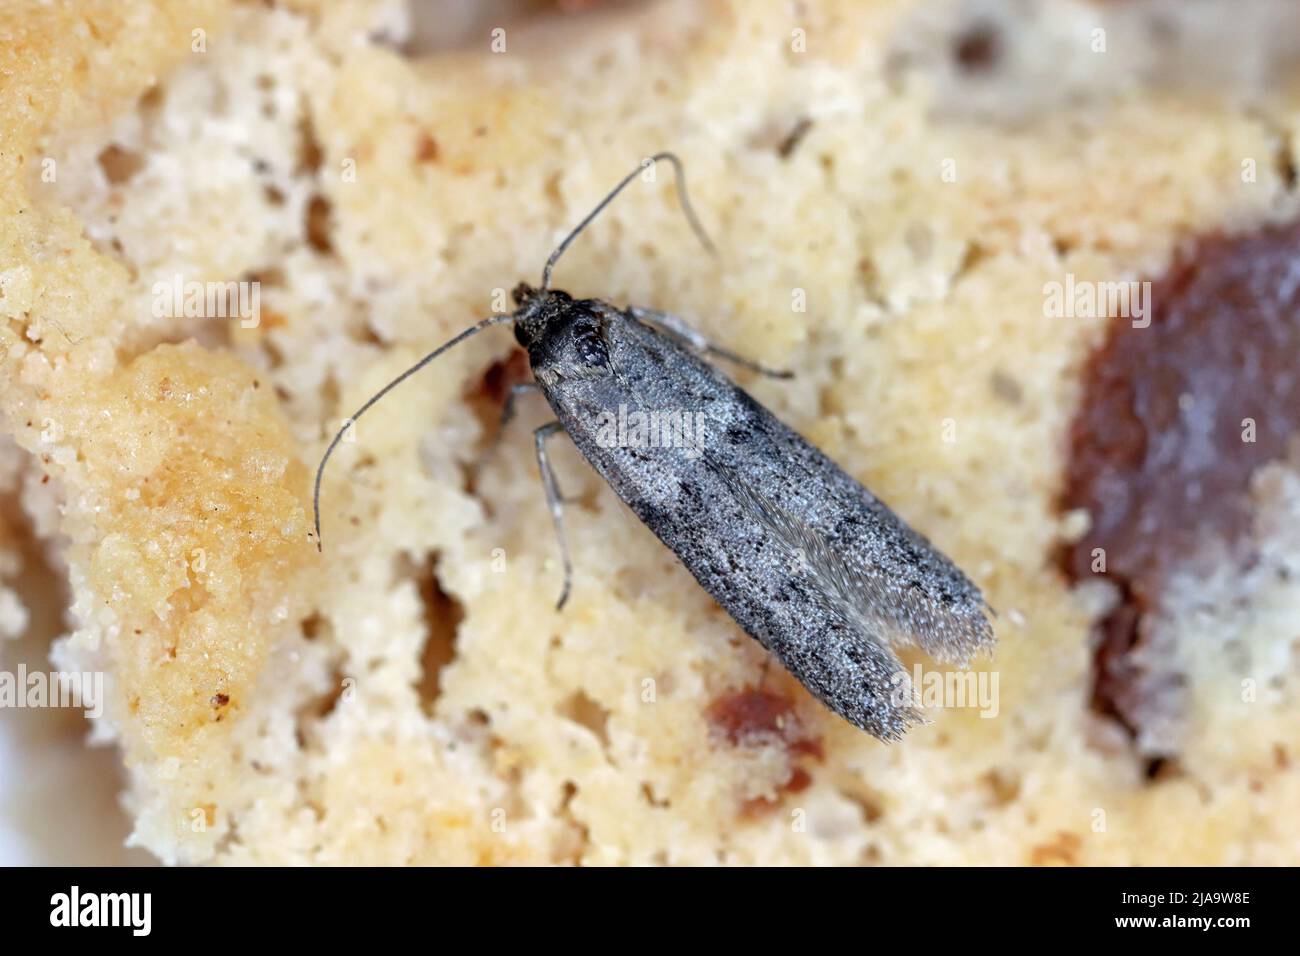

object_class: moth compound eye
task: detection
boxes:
[573,321,610,368]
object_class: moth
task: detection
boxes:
[315,153,994,740]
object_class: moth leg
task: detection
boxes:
[479,382,542,474]
[495,386,578,502]
[628,306,793,379]
[534,421,574,611]
[500,381,543,432]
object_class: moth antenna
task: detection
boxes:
[540,151,715,291]
[313,314,512,551]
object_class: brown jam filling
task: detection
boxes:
[1062,221,1300,753]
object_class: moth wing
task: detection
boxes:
[715,469,928,738]
[720,462,990,661]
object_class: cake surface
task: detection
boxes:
[1,0,1298,865]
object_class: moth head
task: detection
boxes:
[515,293,612,377]
[511,283,569,349]
[511,281,540,310]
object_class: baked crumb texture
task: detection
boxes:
[1,0,1297,864]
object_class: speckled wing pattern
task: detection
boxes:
[536,304,995,740]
